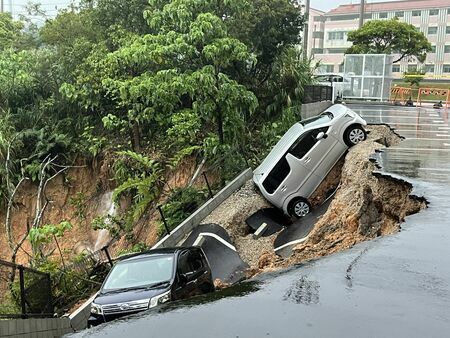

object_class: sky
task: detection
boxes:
[4,0,402,18]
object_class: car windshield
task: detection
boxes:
[102,254,174,291]
[300,113,333,128]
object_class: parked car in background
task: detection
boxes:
[88,247,214,327]
[314,73,352,102]
[253,104,367,218]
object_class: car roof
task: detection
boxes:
[116,247,194,263]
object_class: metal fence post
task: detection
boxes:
[18,265,27,319]
[158,206,171,235]
[102,246,114,267]
[202,172,214,199]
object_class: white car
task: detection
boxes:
[253,104,367,218]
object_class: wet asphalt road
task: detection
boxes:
[69,105,450,338]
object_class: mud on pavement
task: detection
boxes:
[203,125,427,278]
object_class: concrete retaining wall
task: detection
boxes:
[68,292,98,332]
[153,168,253,248]
[301,101,333,119]
[0,317,73,337]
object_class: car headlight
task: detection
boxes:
[149,291,171,308]
[91,302,103,315]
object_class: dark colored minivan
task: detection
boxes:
[88,247,214,327]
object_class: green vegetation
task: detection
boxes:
[346,18,432,63]
[0,0,316,315]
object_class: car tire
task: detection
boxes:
[344,125,367,147]
[288,198,311,218]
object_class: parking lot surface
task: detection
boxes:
[70,105,450,338]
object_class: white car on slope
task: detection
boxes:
[253,104,367,218]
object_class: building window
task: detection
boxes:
[412,10,421,17]
[431,46,437,53]
[392,65,400,73]
[424,65,435,73]
[329,14,359,21]
[408,65,417,72]
[443,65,450,73]
[446,26,450,34]
[379,12,388,19]
[429,9,439,16]
[327,48,347,54]
[428,27,438,35]
[325,65,334,73]
[312,48,324,54]
[328,31,345,40]
[339,64,344,73]
[395,11,404,17]
[445,45,450,53]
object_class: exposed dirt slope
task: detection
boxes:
[204,125,426,276]
[257,125,426,272]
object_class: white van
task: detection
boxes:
[253,104,367,218]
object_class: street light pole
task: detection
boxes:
[359,0,365,28]
[303,0,311,59]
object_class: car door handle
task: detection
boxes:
[280,186,287,192]
[304,157,311,164]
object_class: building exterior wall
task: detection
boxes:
[309,1,450,79]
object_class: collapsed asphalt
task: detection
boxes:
[68,105,450,337]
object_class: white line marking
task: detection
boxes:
[274,236,309,252]
[418,168,450,172]
[195,232,237,251]
[369,123,447,127]
[396,129,448,133]
[437,134,450,137]
[438,127,450,130]
[444,143,450,147]
[433,120,444,123]
[391,147,450,152]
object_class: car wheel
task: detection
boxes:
[344,125,367,147]
[200,283,215,294]
[289,198,311,218]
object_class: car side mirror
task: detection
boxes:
[316,132,328,140]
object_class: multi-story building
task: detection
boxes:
[308,0,450,78]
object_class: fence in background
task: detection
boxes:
[0,259,52,319]
[303,85,333,104]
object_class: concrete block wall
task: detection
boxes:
[301,101,333,119]
[152,168,254,249]
[0,317,73,337]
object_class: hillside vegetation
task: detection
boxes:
[0,0,314,311]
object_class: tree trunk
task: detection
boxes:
[131,121,142,152]
[216,107,226,186]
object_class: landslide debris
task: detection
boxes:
[204,125,427,276]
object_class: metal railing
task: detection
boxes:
[0,259,53,319]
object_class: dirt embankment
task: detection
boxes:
[205,125,427,275]
[0,156,200,264]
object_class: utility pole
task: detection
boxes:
[0,0,4,13]
[359,0,365,28]
[303,0,311,59]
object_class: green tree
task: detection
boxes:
[346,18,432,63]
[0,13,24,51]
